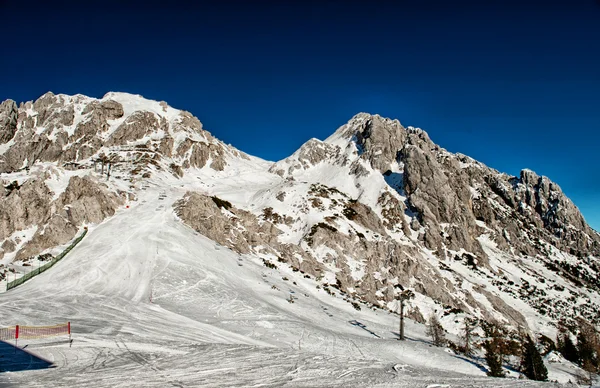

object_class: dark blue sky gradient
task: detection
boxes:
[1,0,599,230]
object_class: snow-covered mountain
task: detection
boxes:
[0,91,252,266]
[0,91,598,386]
[177,111,600,335]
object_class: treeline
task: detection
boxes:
[555,319,600,384]
[424,314,600,383]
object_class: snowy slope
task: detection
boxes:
[1,93,597,386]
[0,170,568,387]
[0,91,255,288]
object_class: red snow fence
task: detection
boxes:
[0,322,71,348]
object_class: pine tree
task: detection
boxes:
[460,317,478,357]
[481,322,506,377]
[426,314,446,347]
[577,319,599,375]
[556,331,564,354]
[482,321,505,378]
[521,335,548,381]
[560,335,580,363]
[485,340,504,377]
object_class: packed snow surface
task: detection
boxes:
[0,168,575,387]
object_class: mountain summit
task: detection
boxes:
[1,91,599,343]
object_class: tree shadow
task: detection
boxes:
[389,331,432,345]
[502,361,523,375]
[452,354,489,374]
[389,331,404,340]
[348,320,381,338]
[0,340,54,372]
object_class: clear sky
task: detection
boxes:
[0,0,599,230]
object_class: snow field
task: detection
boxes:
[0,170,572,387]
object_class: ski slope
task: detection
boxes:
[0,173,570,387]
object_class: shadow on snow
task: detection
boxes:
[452,354,489,374]
[0,340,54,372]
[348,320,381,338]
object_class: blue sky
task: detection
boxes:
[1,0,599,230]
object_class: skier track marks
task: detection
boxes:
[349,338,366,358]
[115,339,184,388]
[0,183,560,387]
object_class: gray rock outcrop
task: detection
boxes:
[2,91,598,335]
[0,99,18,144]
[0,92,239,175]
[1,174,126,261]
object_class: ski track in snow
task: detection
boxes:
[0,175,568,387]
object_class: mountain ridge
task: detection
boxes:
[1,91,599,341]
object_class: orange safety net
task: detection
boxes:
[19,323,69,339]
[0,326,17,341]
[0,323,70,340]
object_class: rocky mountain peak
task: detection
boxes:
[0,91,256,267]
[2,94,599,343]
[325,113,436,174]
[262,111,600,331]
[0,91,252,175]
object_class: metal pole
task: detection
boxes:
[399,299,404,340]
[15,325,19,353]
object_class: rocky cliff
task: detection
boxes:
[178,112,600,333]
[0,91,247,268]
[1,92,598,339]
[0,91,247,174]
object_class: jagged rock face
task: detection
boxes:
[107,111,160,146]
[0,99,18,144]
[174,192,326,276]
[353,115,407,172]
[345,114,600,263]
[402,144,483,261]
[269,139,346,177]
[340,116,489,263]
[15,216,79,261]
[458,165,600,261]
[15,176,124,260]
[81,99,124,120]
[56,176,125,225]
[177,140,230,171]
[2,92,599,334]
[0,179,52,241]
[515,170,594,252]
[0,91,242,175]
[0,92,192,262]
[0,171,126,262]
[226,113,600,330]
[173,190,476,316]
[175,192,278,255]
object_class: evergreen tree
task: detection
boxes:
[425,314,446,347]
[482,321,505,378]
[521,335,548,381]
[577,319,599,374]
[561,335,580,363]
[555,331,564,354]
[460,317,478,357]
[484,340,504,377]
